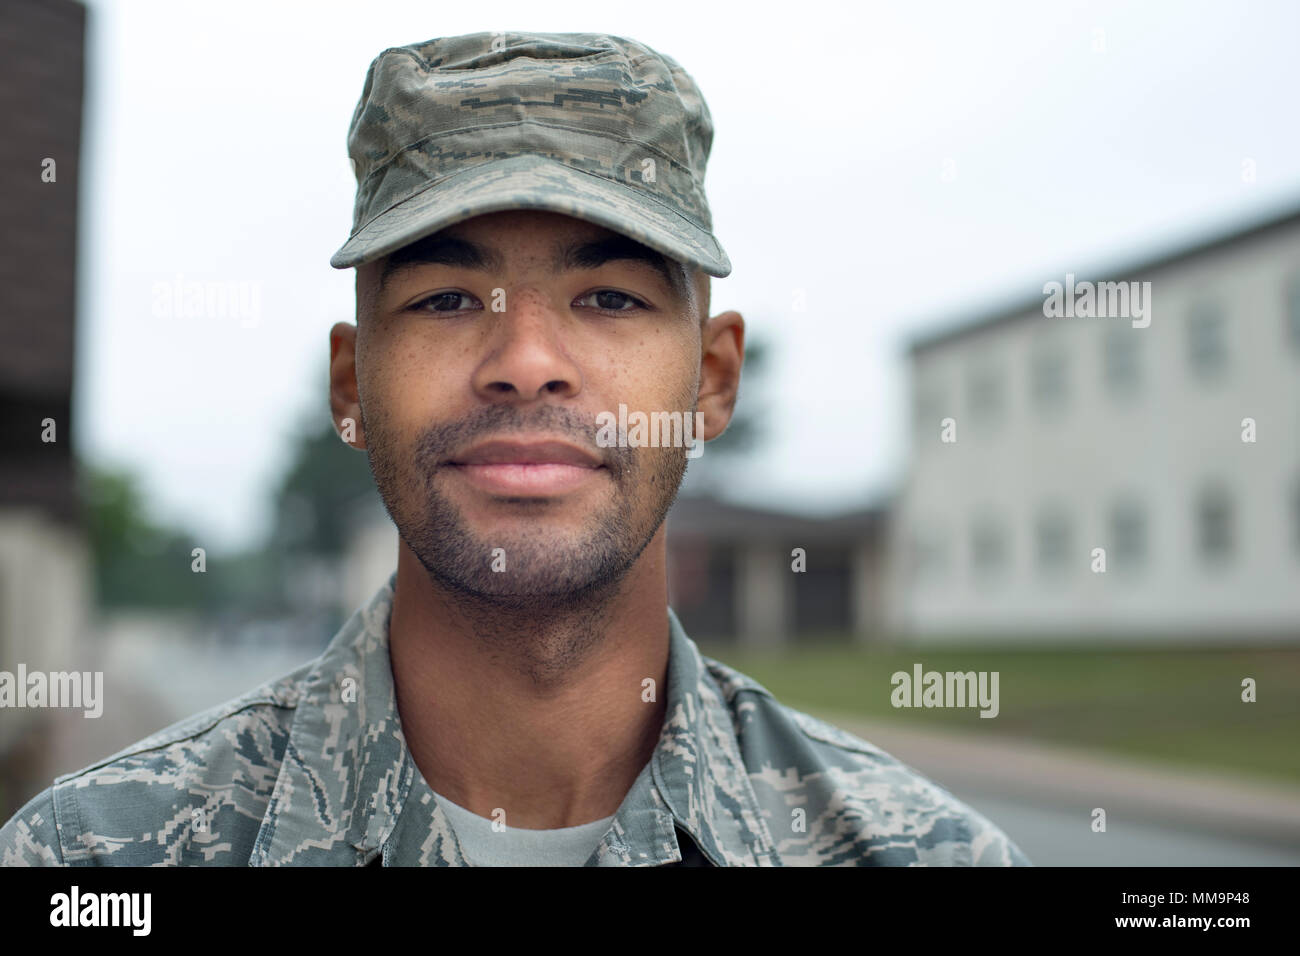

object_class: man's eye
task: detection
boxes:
[578,290,645,312]
[414,292,480,313]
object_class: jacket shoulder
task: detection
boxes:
[0,788,62,866]
[702,655,1031,866]
[0,662,310,866]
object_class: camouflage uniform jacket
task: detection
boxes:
[0,572,1030,866]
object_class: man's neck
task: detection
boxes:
[388,527,671,830]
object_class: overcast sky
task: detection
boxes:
[74,0,1300,551]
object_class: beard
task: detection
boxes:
[361,398,692,617]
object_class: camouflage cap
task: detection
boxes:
[330,32,731,278]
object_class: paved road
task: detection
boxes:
[959,790,1300,866]
[811,709,1300,866]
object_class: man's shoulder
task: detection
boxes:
[0,662,312,866]
[701,655,1031,866]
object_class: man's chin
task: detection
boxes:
[411,529,634,604]
[398,479,660,609]
[426,565,623,611]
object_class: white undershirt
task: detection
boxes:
[431,789,616,867]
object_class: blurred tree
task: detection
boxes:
[681,332,773,492]
[704,334,769,454]
[267,408,378,560]
[79,460,211,609]
[262,403,382,623]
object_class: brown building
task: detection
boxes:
[665,492,889,646]
[0,0,91,809]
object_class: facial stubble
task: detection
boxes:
[361,395,694,681]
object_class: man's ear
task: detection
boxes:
[696,310,744,441]
[329,321,367,449]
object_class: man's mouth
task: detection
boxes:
[446,439,607,497]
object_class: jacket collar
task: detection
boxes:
[250,572,781,866]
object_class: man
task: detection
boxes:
[0,31,1029,866]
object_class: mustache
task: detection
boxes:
[413,405,632,480]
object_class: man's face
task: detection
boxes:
[346,210,711,610]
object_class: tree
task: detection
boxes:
[267,407,378,560]
[681,332,773,493]
[79,460,210,608]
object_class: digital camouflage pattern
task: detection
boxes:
[329,32,732,277]
[0,572,1030,866]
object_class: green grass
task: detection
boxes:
[696,637,1300,787]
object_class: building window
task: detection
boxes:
[1035,507,1072,572]
[1188,300,1228,378]
[910,526,950,581]
[1196,485,1233,562]
[1110,498,1147,570]
[913,379,945,441]
[1294,476,1300,556]
[1287,272,1300,352]
[1030,345,1068,411]
[970,515,1008,576]
[967,363,1002,425]
[1103,328,1140,392]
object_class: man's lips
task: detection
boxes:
[445,439,606,496]
[448,440,602,468]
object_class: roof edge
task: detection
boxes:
[907,199,1300,357]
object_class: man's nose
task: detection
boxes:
[470,291,583,402]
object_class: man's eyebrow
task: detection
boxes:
[558,235,686,298]
[379,235,504,289]
[377,231,688,299]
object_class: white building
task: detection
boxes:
[892,207,1300,642]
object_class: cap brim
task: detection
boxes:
[330,154,731,277]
